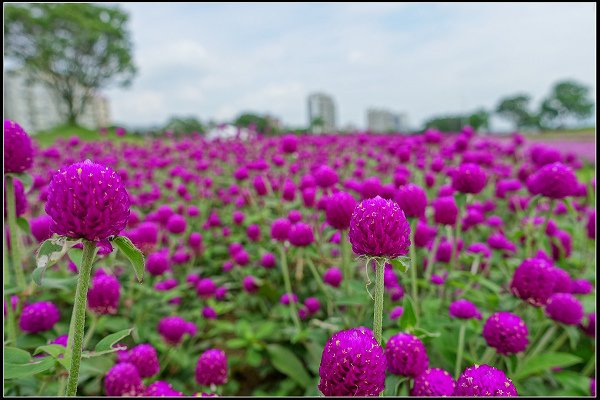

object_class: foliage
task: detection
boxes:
[538,80,595,129]
[163,116,205,135]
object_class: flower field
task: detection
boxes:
[3,121,596,397]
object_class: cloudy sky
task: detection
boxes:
[104,2,596,130]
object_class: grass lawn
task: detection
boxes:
[32,124,148,147]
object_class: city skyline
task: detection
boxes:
[86,4,593,130]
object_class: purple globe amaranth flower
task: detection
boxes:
[144,381,184,397]
[390,306,404,320]
[50,334,69,347]
[202,306,217,319]
[433,196,458,226]
[449,299,482,320]
[348,196,410,258]
[166,214,187,234]
[394,183,427,218]
[4,178,28,217]
[87,272,121,314]
[551,267,572,294]
[247,224,261,242]
[234,250,250,266]
[454,364,517,396]
[571,278,593,295]
[527,162,577,199]
[305,297,321,314]
[30,214,54,243]
[280,293,298,305]
[146,249,171,276]
[324,267,343,288]
[326,191,357,230]
[411,368,455,396]
[271,218,291,241]
[45,160,130,241]
[128,344,160,378]
[19,301,60,333]
[314,165,338,188]
[452,163,487,194]
[196,278,217,298]
[318,327,386,396]
[281,134,298,153]
[586,211,595,239]
[288,209,303,223]
[158,316,195,345]
[288,222,314,247]
[4,119,34,173]
[188,232,203,252]
[551,229,572,260]
[545,293,584,325]
[104,362,145,396]
[483,312,529,355]
[195,349,228,386]
[385,332,429,378]
[414,221,437,248]
[260,252,276,269]
[242,275,259,293]
[510,257,557,306]
[253,175,268,196]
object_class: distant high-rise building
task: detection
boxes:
[307,92,336,133]
[366,108,408,133]
[4,68,110,133]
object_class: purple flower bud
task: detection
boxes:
[104,363,145,396]
[144,381,184,397]
[510,257,557,306]
[288,223,314,247]
[195,349,228,386]
[242,275,259,293]
[452,163,487,194]
[304,297,321,314]
[129,344,160,378]
[202,306,217,320]
[314,165,338,188]
[325,191,357,230]
[390,306,404,320]
[260,252,276,269]
[30,214,53,243]
[166,214,187,234]
[196,278,217,298]
[271,218,291,241]
[146,250,170,276]
[454,364,517,396]
[386,332,429,377]
[158,316,194,345]
[4,119,33,173]
[483,312,529,354]
[545,293,584,325]
[88,273,121,314]
[449,299,482,320]
[527,162,578,199]
[395,184,427,218]
[19,301,60,333]
[324,267,343,288]
[247,224,261,242]
[433,196,458,226]
[411,368,455,396]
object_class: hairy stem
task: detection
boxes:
[65,240,96,396]
[455,322,466,379]
[341,229,351,295]
[409,219,419,318]
[373,259,385,347]
[278,244,301,332]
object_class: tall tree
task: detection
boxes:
[468,109,490,131]
[163,116,205,135]
[538,80,594,129]
[5,3,137,125]
[495,94,538,130]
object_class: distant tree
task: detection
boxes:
[310,116,325,132]
[234,112,281,135]
[163,116,205,135]
[468,109,490,131]
[4,3,136,125]
[538,80,594,129]
[424,115,465,132]
[495,94,539,130]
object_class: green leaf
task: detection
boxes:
[226,338,247,349]
[34,344,66,359]
[266,344,312,388]
[67,248,83,270]
[514,352,582,380]
[4,347,31,364]
[399,296,417,330]
[4,356,56,379]
[8,172,33,192]
[390,256,410,273]
[34,236,82,285]
[94,328,133,352]
[16,216,31,234]
[112,236,145,282]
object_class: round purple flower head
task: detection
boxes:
[326,191,357,230]
[282,134,298,153]
[45,160,130,241]
[196,278,217,299]
[4,119,34,173]
[271,218,291,241]
[104,362,145,396]
[144,381,184,397]
[195,349,228,386]
[158,316,195,345]
[394,183,427,218]
[318,327,386,396]
[452,163,487,194]
[411,368,455,396]
[166,214,187,234]
[19,301,60,333]
[571,279,593,295]
[433,196,458,226]
[390,306,404,320]
[314,165,338,188]
[128,344,160,378]
[288,222,314,247]
[454,364,517,396]
[30,214,54,243]
[146,250,170,276]
[260,252,276,269]
[449,299,482,320]
[305,297,321,314]
[510,257,557,306]
[545,293,584,325]
[242,275,259,293]
[50,334,69,347]
[527,162,577,199]
[386,332,429,377]
[202,306,217,319]
[483,312,529,355]
[348,196,411,258]
[324,267,343,288]
[87,272,121,314]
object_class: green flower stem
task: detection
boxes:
[548,329,569,352]
[65,240,96,396]
[409,219,419,318]
[3,238,18,345]
[57,377,67,396]
[305,254,334,316]
[582,354,596,376]
[540,199,555,253]
[526,323,557,360]
[452,213,464,271]
[373,259,385,347]
[6,175,26,290]
[425,235,440,283]
[480,346,496,365]
[277,244,301,332]
[341,230,351,295]
[454,322,467,379]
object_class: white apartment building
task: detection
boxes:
[4,68,110,133]
[366,108,409,133]
[307,92,336,133]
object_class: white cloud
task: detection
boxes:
[105,3,596,130]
